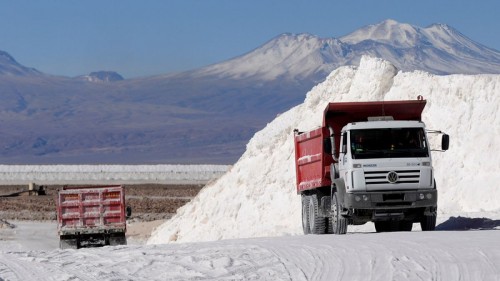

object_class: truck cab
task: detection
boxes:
[340,120,434,192]
[335,120,445,232]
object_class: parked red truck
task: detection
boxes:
[294,98,449,234]
[56,185,130,249]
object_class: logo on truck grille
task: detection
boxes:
[387,171,399,183]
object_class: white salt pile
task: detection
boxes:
[148,56,500,244]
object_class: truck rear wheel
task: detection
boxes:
[308,195,326,234]
[301,195,311,235]
[109,233,127,246]
[420,214,437,231]
[330,193,347,234]
[60,238,78,249]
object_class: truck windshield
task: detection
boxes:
[350,128,429,159]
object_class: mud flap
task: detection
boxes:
[332,178,347,209]
[320,196,331,217]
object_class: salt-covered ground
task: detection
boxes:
[1,57,499,280]
[1,220,500,280]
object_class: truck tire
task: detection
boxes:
[308,195,326,234]
[420,214,437,231]
[60,238,78,249]
[330,193,347,234]
[109,233,127,246]
[301,195,311,235]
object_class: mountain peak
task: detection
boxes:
[82,71,124,82]
[275,33,319,41]
[195,32,345,81]
[340,19,420,47]
[0,51,18,65]
[0,50,41,76]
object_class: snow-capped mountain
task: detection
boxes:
[339,19,500,74]
[195,33,345,81]
[80,71,124,82]
[195,19,500,80]
[0,19,499,164]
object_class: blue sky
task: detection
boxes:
[1,0,499,78]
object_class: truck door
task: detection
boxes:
[338,131,349,178]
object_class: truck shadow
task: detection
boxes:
[436,216,500,231]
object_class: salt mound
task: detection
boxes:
[148,56,500,244]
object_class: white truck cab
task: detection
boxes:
[339,120,434,192]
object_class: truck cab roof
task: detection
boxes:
[343,120,425,131]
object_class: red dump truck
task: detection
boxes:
[56,185,130,249]
[294,98,449,234]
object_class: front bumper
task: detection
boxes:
[344,189,437,210]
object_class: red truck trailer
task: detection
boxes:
[56,185,129,249]
[294,98,449,234]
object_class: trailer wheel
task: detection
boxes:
[420,214,436,231]
[60,238,78,249]
[301,195,311,235]
[308,195,326,234]
[109,233,127,246]
[330,193,347,234]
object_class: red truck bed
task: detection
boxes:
[57,185,126,235]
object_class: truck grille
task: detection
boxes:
[364,170,420,185]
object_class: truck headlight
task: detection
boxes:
[353,164,362,168]
[419,193,425,200]
[426,193,432,200]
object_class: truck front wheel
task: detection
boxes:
[330,193,347,234]
[420,214,437,231]
[301,195,311,235]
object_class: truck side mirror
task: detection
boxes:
[442,134,450,151]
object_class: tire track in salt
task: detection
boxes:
[0,252,52,281]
